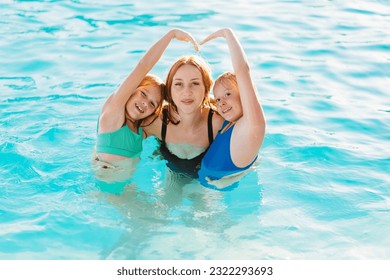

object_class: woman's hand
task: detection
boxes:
[170,29,199,51]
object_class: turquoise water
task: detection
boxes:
[1,0,389,259]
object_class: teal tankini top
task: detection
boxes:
[96,125,143,158]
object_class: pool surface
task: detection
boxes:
[1,0,389,259]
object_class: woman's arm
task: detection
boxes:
[100,29,199,132]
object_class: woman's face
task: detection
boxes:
[125,86,162,121]
[214,81,243,122]
[170,64,205,114]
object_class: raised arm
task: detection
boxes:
[200,28,264,127]
[200,29,266,168]
[109,29,198,109]
[100,29,198,133]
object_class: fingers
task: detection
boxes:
[171,28,232,50]
[173,29,199,51]
[181,34,199,51]
[199,29,225,45]
[189,36,199,51]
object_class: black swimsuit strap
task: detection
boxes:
[161,108,168,143]
[207,109,214,145]
[162,108,213,144]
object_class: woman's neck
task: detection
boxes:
[177,107,205,129]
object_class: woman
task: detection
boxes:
[144,55,224,178]
[198,28,266,189]
[92,29,199,183]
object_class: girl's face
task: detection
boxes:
[126,86,162,121]
[170,64,205,114]
[214,81,243,122]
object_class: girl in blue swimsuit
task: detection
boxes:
[198,28,266,190]
[92,29,199,184]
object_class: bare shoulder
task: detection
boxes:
[230,119,264,168]
[142,114,163,139]
[98,95,126,133]
[211,110,224,136]
[233,119,265,148]
[212,110,224,125]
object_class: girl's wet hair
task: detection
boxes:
[214,71,238,92]
[137,74,165,128]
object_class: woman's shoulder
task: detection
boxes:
[208,107,224,136]
[210,109,224,125]
[142,113,163,138]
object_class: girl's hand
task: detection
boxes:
[199,28,232,45]
[170,29,199,51]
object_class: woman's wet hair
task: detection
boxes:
[164,55,213,124]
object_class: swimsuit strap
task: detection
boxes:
[207,109,214,145]
[161,107,213,144]
[161,108,168,143]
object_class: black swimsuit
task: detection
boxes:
[159,108,214,178]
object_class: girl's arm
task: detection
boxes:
[200,28,266,166]
[200,28,264,128]
[100,29,199,132]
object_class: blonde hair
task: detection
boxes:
[164,55,213,124]
[214,71,238,93]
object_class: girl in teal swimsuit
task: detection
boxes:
[92,29,199,183]
[198,28,266,190]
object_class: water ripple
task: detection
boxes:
[1,0,390,260]
[2,94,103,104]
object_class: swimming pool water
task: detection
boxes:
[1,0,389,259]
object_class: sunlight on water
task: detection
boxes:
[1,0,389,259]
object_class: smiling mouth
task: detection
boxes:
[222,107,232,114]
[135,103,144,113]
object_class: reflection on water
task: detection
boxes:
[94,163,262,259]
